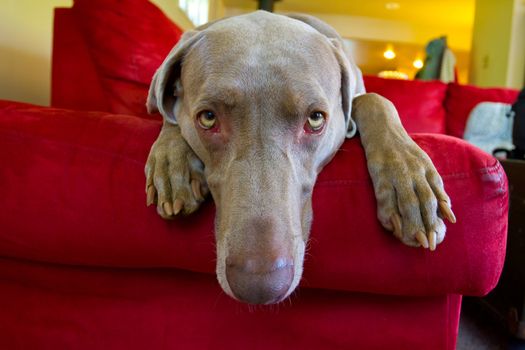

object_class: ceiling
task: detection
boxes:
[221,0,475,28]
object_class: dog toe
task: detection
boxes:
[145,124,209,219]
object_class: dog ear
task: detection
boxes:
[146,31,203,124]
[286,14,363,138]
[329,38,360,138]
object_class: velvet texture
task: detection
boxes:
[52,0,520,139]
[0,0,511,348]
[0,257,461,350]
[445,83,519,138]
[0,97,506,349]
[0,100,507,297]
[363,76,448,134]
[52,0,518,138]
[52,0,182,116]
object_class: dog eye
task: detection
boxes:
[197,110,217,129]
[306,111,326,132]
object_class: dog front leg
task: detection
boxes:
[352,93,456,250]
[145,122,208,218]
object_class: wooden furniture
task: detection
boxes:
[483,159,525,338]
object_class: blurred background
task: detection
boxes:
[0,0,524,106]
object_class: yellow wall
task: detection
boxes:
[224,7,473,51]
[0,0,73,106]
[507,0,525,88]
[315,14,472,52]
[209,0,226,20]
[0,0,193,106]
[150,0,194,30]
[469,0,525,88]
[1,0,522,106]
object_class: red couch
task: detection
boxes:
[0,1,518,349]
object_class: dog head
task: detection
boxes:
[147,11,358,304]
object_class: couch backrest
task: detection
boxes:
[444,83,519,138]
[52,0,183,117]
[52,8,110,113]
[363,77,520,138]
[51,1,519,137]
[363,76,448,134]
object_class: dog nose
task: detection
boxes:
[225,256,294,304]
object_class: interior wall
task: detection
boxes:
[150,0,195,30]
[224,7,473,51]
[209,0,227,20]
[0,0,193,107]
[506,0,525,89]
[0,0,73,106]
[469,0,517,88]
[312,13,472,52]
[224,6,472,82]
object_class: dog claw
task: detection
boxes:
[173,198,184,215]
[428,231,437,251]
[390,214,402,238]
[438,201,456,224]
[162,202,173,216]
[146,185,155,206]
[415,231,429,249]
[191,179,203,201]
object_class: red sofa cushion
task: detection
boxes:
[0,100,507,297]
[69,0,183,116]
[0,256,461,350]
[445,83,519,138]
[363,76,448,134]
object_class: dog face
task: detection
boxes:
[148,11,352,304]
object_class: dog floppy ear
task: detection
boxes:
[329,38,361,138]
[146,31,203,124]
[286,14,364,138]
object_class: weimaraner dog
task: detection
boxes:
[145,11,456,305]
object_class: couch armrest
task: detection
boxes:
[0,100,507,297]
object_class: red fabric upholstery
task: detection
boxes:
[0,100,507,298]
[52,4,520,138]
[52,0,182,117]
[0,100,504,349]
[363,76,448,134]
[51,8,110,113]
[445,83,520,138]
[1,1,511,348]
[0,257,461,350]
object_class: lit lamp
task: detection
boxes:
[383,46,396,60]
[413,58,424,69]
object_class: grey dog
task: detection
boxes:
[145,11,456,305]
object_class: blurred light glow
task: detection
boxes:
[385,2,400,10]
[383,48,396,60]
[378,70,409,80]
[413,58,424,69]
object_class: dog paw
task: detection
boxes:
[366,139,456,250]
[145,124,208,219]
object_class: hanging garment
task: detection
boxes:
[463,102,514,155]
[439,48,457,83]
[415,37,447,80]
